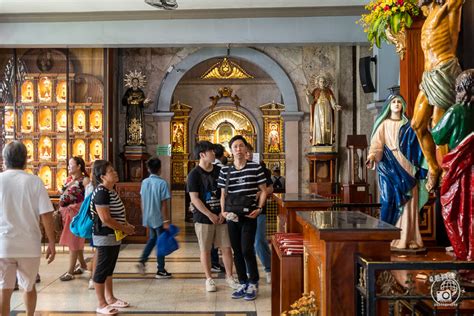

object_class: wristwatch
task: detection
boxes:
[257,207,263,212]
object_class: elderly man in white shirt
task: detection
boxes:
[0,141,56,316]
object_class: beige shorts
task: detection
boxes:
[194,223,231,252]
[0,257,41,291]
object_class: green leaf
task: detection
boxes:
[393,13,401,34]
[375,35,381,48]
[406,14,413,28]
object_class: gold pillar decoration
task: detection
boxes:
[170,101,192,189]
[259,101,285,175]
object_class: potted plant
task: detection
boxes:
[358,0,420,59]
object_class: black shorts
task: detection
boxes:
[93,245,121,284]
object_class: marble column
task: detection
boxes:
[281,111,304,194]
[151,112,174,185]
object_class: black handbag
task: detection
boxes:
[224,166,255,216]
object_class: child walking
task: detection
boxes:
[137,157,172,278]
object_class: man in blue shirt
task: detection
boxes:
[136,157,172,278]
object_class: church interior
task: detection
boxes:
[0,0,473,315]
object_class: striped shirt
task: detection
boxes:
[91,184,126,246]
[217,161,266,204]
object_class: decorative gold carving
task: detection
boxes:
[358,267,367,290]
[201,57,253,80]
[385,26,406,60]
[376,271,405,296]
[56,110,67,132]
[23,140,34,162]
[56,169,67,191]
[21,80,34,103]
[55,80,67,103]
[90,110,102,132]
[209,87,241,111]
[4,110,14,132]
[73,139,86,160]
[39,109,52,131]
[56,140,67,161]
[38,77,52,103]
[90,139,103,160]
[197,110,255,154]
[21,110,34,133]
[38,136,52,161]
[73,110,86,133]
[171,122,185,153]
[124,70,147,89]
[127,118,143,146]
[38,166,52,190]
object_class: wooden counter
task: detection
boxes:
[271,237,303,316]
[297,211,400,316]
[273,193,332,233]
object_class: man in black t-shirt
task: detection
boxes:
[187,141,238,292]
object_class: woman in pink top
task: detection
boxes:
[59,156,90,281]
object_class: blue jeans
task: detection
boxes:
[254,215,271,273]
[140,226,165,272]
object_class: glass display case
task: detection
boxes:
[0,48,107,195]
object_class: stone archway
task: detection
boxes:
[154,47,303,193]
[154,47,298,113]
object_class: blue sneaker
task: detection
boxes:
[244,283,258,301]
[231,283,248,299]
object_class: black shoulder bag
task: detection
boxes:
[224,166,256,216]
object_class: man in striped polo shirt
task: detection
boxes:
[218,135,267,301]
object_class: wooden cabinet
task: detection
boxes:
[271,237,303,316]
[297,211,400,316]
[274,193,332,233]
[115,182,147,243]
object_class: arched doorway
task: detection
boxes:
[196,109,256,155]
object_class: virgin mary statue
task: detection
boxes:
[366,94,429,250]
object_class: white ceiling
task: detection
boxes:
[0,0,366,14]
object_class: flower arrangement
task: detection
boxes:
[282,292,318,316]
[358,0,420,48]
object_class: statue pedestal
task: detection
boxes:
[122,146,149,182]
[306,152,338,197]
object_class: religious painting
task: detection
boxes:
[38,77,52,103]
[56,110,67,132]
[5,110,15,132]
[21,80,35,103]
[267,122,280,153]
[171,122,185,153]
[56,168,67,191]
[56,139,67,161]
[38,166,52,190]
[73,139,86,160]
[73,110,86,133]
[38,136,52,161]
[217,122,234,153]
[90,110,102,133]
[55,80,67,103]
[90,139,103,161]
[21,110,34,133]
[22,139,34,162]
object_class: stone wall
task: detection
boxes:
[118,45,374,195]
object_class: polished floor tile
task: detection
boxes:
[10,193,271,315]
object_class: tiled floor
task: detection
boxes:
[9,192,271,315]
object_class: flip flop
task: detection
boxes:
[96,305,119,315]
[108,298,130,308]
